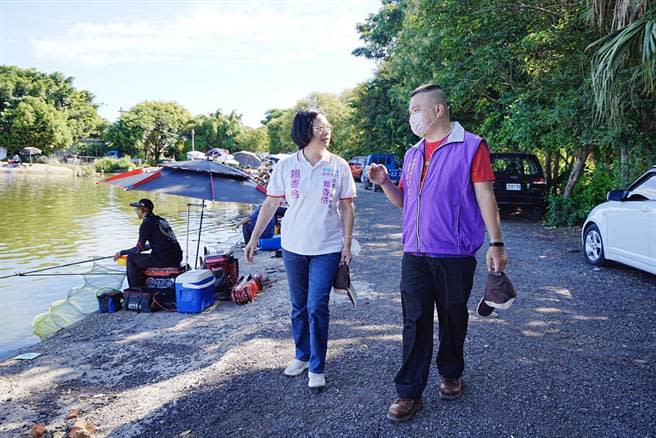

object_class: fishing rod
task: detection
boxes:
[0,255,115,280]
[1,212,244,280]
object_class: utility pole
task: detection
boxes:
[191,129,195,151]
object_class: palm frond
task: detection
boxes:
[588,0,653,30]
[589,6,656,122]
[643,15,656,91]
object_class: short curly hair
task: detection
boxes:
[291,109,324,149]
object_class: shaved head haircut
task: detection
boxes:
[411,84,448,108]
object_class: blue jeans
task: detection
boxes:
[282,249,342,373]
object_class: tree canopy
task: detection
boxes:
[0,66,105,155]
[344,0,655,225]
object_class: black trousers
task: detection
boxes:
[126,253,182,288]
[395,253,476,399]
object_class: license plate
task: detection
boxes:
[506,183,521,191]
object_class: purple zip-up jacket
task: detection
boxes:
[401,122,485,256]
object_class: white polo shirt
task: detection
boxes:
[267,149,356,255]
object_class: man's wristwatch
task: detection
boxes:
[489,241,504,247]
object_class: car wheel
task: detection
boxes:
[362,177,370,190]
[583,224,606,266]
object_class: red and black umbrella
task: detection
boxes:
[98,160,267,267]
[99,160,266,204]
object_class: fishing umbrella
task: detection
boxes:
[20,147,42,163]
[233,151,262,168]
[101,160,266,203]
[21,146,42,155]
[99,160,267,266]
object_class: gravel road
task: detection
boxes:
[1,184,654,437]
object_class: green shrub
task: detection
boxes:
[545,165,619,227]
[77,164,97,177]
[94,156,135,173]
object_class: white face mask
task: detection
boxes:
[409,109,437,138]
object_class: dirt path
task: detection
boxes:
[1,185,654,437]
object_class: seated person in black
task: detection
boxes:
[113,199,183,287]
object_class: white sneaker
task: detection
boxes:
[308,372,326,389]
[283,359,309,376]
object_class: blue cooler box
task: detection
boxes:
[175,269,216,313]
[258,235,281,250]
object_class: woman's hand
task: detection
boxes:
[340,248,352,266]
[113,252,121,262]
[244,239,258,264]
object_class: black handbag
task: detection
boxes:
[212,268,232,301]
[123,288,157,313]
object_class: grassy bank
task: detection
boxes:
[1,156,138,178]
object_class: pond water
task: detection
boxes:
[0,171,251,359]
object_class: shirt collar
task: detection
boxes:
[445,122,465,144]
[297,148,331,167]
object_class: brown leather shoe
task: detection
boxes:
[439,377,463,400]
[387,397,423,422]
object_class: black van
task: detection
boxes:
[491,152,547,220]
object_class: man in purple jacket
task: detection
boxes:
[368,84,509,422]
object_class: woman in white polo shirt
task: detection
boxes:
[245,109,356,390]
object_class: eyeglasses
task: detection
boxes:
[312,124,333,133]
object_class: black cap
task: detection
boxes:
[129,198,154,210]
[476,297,495,317]
[476,272,517,317]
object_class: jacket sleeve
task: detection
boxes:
[119,222,153,255]
[119,243,152,256]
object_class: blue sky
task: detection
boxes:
[1,0,381,126]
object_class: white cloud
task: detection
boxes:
[31,1,377,66]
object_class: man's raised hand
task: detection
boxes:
[368,163,389,186]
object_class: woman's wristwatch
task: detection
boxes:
[489,241,504,247]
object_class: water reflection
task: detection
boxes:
[0,173,251,358]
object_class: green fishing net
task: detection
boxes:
[33,261,125,339]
